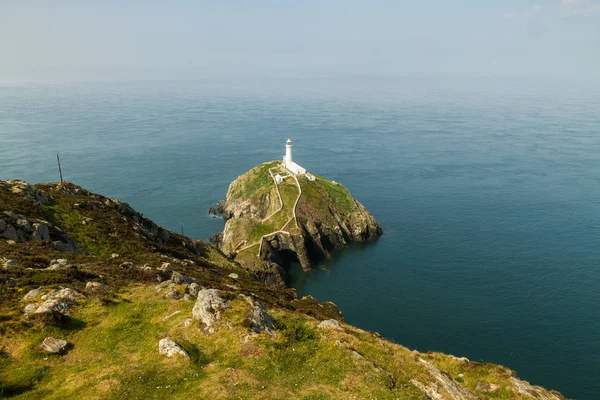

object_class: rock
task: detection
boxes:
[171,271,191,284]
[157,262,173,282]
[192,289,230,333]
[51,240,80,253]
[42,337,69,354]
[85,282,106,291]
[318,319,343,331]
[111,253,119,258]
[120,262,137,271]
[163,288,182,300]
[250,302,275,335]
[40,287,83,302]
[187,282,200,297]
[228,273,239,280]
[1,224,18,241]
[15,218,32,233]
[183,294,193,301]
[209,232,223,244]
[6,240,15,245]
[208,207,217,217]
[35,299,72,314]
[23,286,45,300]
[1,258,19,270]
[476,382,502,393]
[50,259,69,267]
[142,264,152,271]
[183,317,192,328]
[23,303,38,316]
[159,262,173,274]
[158,338,189,358]
[31,223,50,241]
[0,219,6,232]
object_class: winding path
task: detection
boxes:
[235,163,303,256]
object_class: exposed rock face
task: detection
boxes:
[192,289,230,333]
[158,338,189,359]
[411,358,476,400]
[216,162,382,281]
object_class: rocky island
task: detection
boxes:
[0,179,565,399]
[213,158,382,285]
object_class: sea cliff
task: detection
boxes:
[0,179,564,399]
[214,161,382,285]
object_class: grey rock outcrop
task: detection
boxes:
[318,319,343,331]
[192,289,230,334]
[158,338,189,358]
[250,302,275,335]
[31,223,50,241]
[33,287,84,315]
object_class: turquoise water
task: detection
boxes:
[1,78,599,399]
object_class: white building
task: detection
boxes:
[282,138,307,175]
[275,174,283,184]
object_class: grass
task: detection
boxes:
[0,285,426,399]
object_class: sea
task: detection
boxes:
[1,77,599,399]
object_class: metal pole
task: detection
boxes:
[56,153,64,184]
[180,223,184,236]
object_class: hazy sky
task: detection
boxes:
[1,0,599,81]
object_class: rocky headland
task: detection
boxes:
[213,161,382,285]
[0,179,565,399]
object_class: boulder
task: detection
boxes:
[158,338,189,358]
[120,262,137,271]
[476,382,502,393]
[208,207,217,217]
[85,282,106,291]
[23,286,45,300]
[250,302,275,335]
[187,282,200,297]
[42,337,69,354]
[1,258,19,270]
[41,287,83,302]
[163,288,182,300]
[157,263,173,282]
[31,223,50,241]
[34,299,72,314]
[1,224,18,241]
[15,218,32,233]
[318,319,343,331]
[111,253,119,258]
[50,259,69,268]
[228,273,239,280]
[171,271,191,284]
[192,289,230,333]
[0,219,6,232]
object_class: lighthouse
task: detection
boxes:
[282,138,307,175]
[285,138,293,164]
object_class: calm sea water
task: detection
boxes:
[1,78,599,399]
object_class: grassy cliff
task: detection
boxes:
[0,180,565,399]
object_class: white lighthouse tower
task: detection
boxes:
[285,138,293,164]
[282,138,307,175]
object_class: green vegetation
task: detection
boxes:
[300,175,354,215]
[0,180,564,400]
